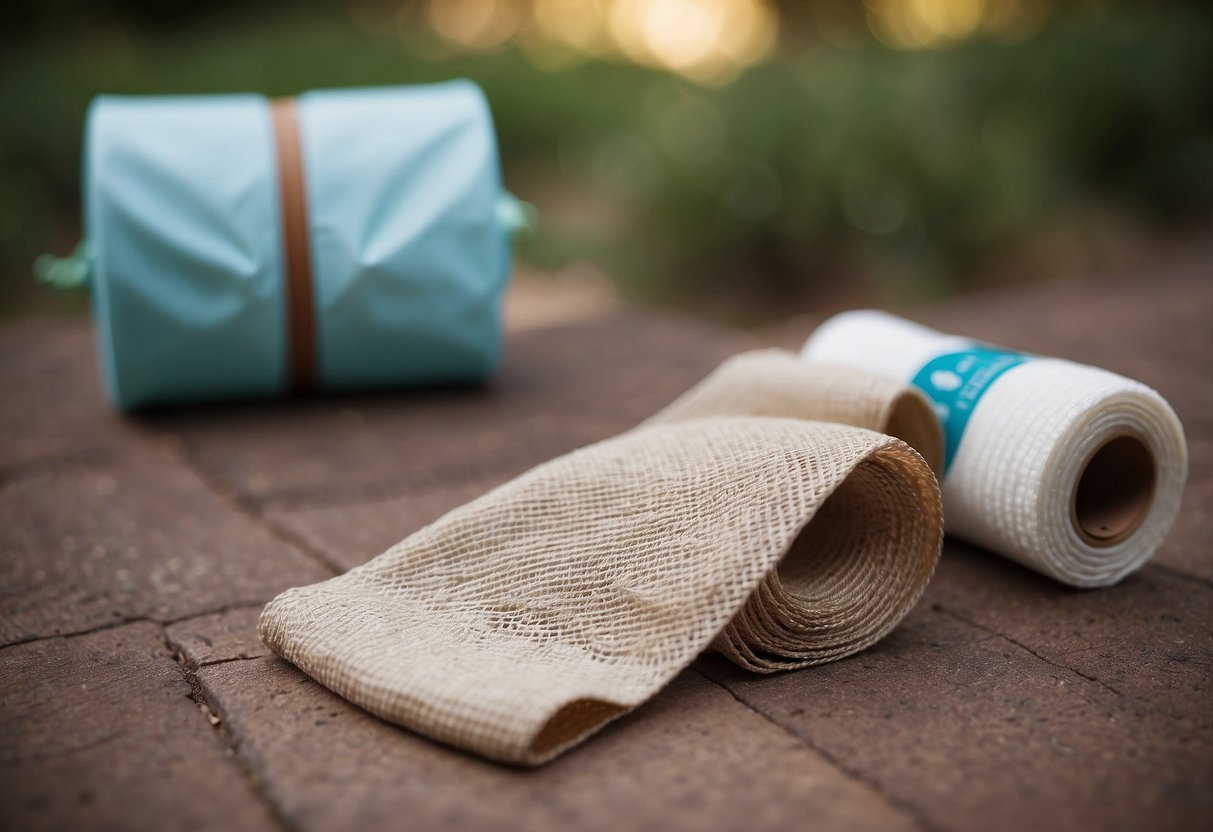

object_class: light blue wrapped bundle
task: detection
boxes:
[82,81,518,410]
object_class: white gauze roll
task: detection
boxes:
[802,310,1188,587]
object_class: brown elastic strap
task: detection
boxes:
[270,98,316,390]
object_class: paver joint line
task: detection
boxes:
[158,437,345,576]
[160,623,299,832]
[690,667,943,832]
[0,602,269,653]
[930,604,1126,699]
[198,655,264,669]
[0,615,159,652]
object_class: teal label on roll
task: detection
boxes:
[911,347,1029,473]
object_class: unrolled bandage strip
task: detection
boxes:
[802,311,1188,588]
[261,351,942,764]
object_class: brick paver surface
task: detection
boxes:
[2,267,1210,831]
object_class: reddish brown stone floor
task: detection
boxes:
[2,266,1211,832]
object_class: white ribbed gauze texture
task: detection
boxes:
[802,311,1187,587]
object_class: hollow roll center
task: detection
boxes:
[1071,433,1156,547]
[757,442,939,663]
[777,459,898,603]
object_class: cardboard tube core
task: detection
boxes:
[1071,433,1156,547]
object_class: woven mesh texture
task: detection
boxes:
[649,349,944,475]
[261,353,943,764]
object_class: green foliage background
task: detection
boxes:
[1,1,1209,319]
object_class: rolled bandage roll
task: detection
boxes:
[802,311,1188,588]
[647,350,944,670]
[262,357,943,764]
